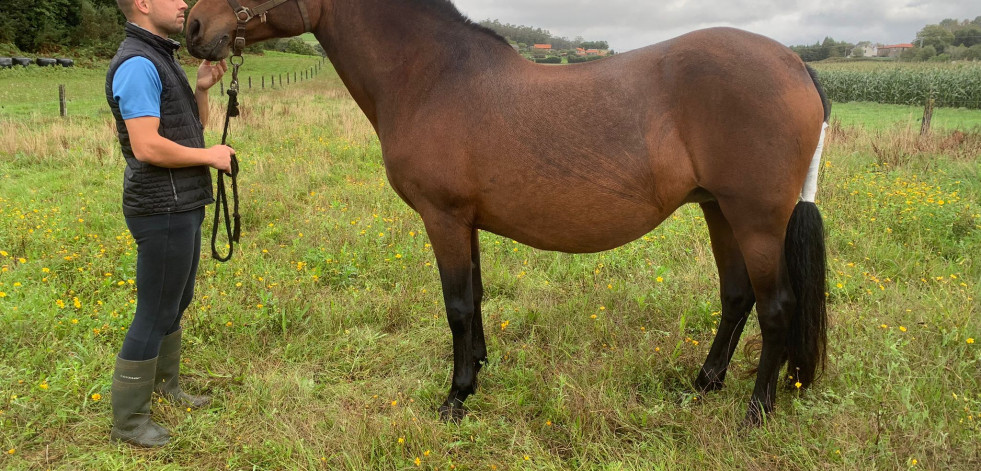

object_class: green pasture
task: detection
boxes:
[830,102,981,131]
[0,51,324,119]
[0,54,979,469]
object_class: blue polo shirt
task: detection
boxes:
[111,57,162,120]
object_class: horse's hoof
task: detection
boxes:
[438,403,466,423]
[694,371,725,393]
[741,402,768,428]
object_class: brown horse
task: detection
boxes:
[186,0,830,425]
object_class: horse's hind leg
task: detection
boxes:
[422,213,479,422]
[695,202,756,392]
[718,199,797,426]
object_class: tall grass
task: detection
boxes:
[0,57,979,470]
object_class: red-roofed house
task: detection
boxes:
[877,43,914,58]
[533,44,552,51]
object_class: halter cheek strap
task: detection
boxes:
[225,0,312,55]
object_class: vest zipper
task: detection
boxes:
[169,169,179,202]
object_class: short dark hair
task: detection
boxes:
[116,0,135,19]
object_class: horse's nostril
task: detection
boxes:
[188,19,200,42]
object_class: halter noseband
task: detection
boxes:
[225,0,311,56]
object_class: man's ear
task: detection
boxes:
[134,0,151,15]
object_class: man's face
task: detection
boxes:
[147,0,189,36]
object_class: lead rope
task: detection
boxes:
[211,55,243,261]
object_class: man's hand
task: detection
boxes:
[207,145,236,175]
[196,59,228,92]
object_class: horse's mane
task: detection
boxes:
[408,0,511,47]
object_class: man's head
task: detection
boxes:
[117,0,189,37]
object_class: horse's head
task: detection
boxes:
[186,0,315,61]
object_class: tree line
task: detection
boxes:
[0,0,126,57]
[790,16,981,62]
[0,0,326,59]
[477,19,609,52]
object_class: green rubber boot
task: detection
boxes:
[110,356,170,447]
[155,329,211,408]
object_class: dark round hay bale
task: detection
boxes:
[0,58,12,68]
[12,57,32,67]
[36,58,57,67]
[56,58,74,67]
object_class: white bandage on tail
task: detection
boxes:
[800,122,828,203]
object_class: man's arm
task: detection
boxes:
[127,116,234,173]
[195,60,228,127]
[195,88,210,128]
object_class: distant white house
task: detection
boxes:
[854,44,878,57]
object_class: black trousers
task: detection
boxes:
[119,207,204,361]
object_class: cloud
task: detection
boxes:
[452,0,978,51]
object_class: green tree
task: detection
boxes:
[915,45,937,61]
[966,44,981,60]
[953,25,981,47]
[0,0,125,55]
[939,18,960,30]
[916,24,954,53]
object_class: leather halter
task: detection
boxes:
[225,0,311,56]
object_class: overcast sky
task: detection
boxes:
[451,0,978,51]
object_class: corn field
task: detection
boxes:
[812,62,981,109]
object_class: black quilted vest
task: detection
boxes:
[106,23,213,217]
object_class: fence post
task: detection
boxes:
[920,95,934,136]
[59,84,66,117]
[262,76,265,89]
[287,73,290,85]
[249,76,252,89]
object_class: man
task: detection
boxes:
[106,0,234,447]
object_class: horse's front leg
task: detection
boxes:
[470,229,487,377]
[423,213,478,422]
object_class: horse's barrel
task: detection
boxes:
[12,57,31,67]
[57,58,74,67]
[0,58,12,68]
[36,58,57,67]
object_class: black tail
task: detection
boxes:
[805,64,831,122]
[784,201,828,387]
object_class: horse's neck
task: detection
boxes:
[314,0,513,130]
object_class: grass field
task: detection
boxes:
[1,53,979,470]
